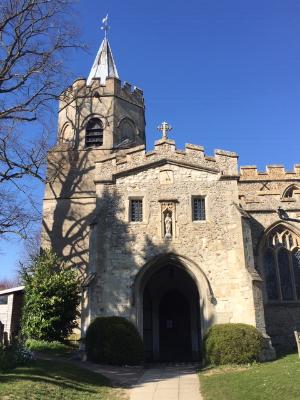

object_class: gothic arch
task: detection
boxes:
[60,122,74,143]
[118,117,137,142]
[84,117,104,147]
[258,221,300,251]
[132,252,216,338]
[282,184,300,199]
[258,221,300,302]
[81,113,106,129]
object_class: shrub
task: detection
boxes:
[204,323,263,365]
[86,316,143,365]
[20,250,81,342]
[25,339,73,355]
[0,342,34,371]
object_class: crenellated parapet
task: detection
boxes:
[59,77,144,111]
[238,164,300,212]
[240,165,300,181]
[94,138,239,183]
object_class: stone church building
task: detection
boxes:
[42,29,300,361]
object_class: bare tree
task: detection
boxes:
[0,0,83,238]
[0,276,20,290]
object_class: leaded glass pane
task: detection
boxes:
[193,197,205,221]
[130,199,143,222]
[263,249,279,300]
[293,250,300,299]
[278,249,293,300]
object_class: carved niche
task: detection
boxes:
[159,200,177,239]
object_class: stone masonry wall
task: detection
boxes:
[239,164,300,349]
[86,139,262,337]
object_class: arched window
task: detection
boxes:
[119,119,136,142]
[85,118,103,147]
[282,185,299,199]
[60,123,73,143]
[263,226,300,301]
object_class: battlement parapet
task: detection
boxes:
[185,143,205,159]
[59,76,144,110]
[240,164,300,181]
[215,149,238,158]
[94,140,239,182]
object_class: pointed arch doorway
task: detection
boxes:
[142,262,201,362]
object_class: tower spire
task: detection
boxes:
[87,15,119,86]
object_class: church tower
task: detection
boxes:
[42,18,146,278]
[57,19,145,151]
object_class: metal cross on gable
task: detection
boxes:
[157,121,172,140]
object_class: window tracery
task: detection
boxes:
[263,226,300,301]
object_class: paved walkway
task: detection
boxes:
[130,365,202,400]
[37,354,203,400]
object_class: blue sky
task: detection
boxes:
[1,0,300,279]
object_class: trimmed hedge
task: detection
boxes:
[86,316,143,365]
[204,323,263,365]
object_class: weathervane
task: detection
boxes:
[157,121,172,140]
[101,14,109,38]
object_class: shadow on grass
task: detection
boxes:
[0,359,112,394]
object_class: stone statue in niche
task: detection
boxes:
[164,211,172,239]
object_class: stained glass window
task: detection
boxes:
[263,249,279,300]
[277,249,293,300]
[263,227,300,302]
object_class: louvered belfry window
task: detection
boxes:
[85,118,103,147]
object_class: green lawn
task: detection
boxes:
[0,359,125,400]
[199,353,300,400]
